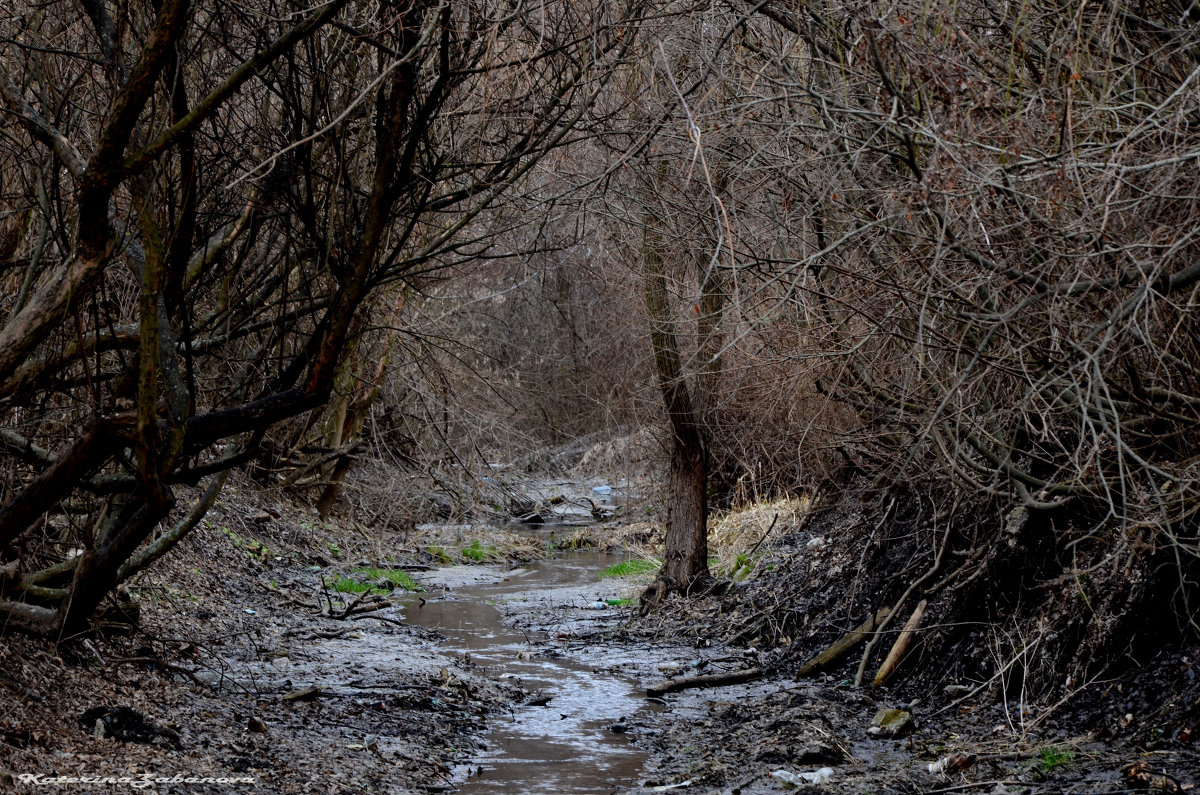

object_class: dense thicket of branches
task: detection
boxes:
[428,0,1200,604]
[3,0,1199,640]
[585,0,1200,531]
[0,0,641,636]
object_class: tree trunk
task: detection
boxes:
[660,430,708,588]
[641,214,711,608]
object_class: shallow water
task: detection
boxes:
[402,550,653,794]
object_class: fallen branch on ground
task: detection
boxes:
[646,666,763,697]
[872,599,926,686]
[794,607,891,679]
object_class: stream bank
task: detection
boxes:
[3,469,1199,795]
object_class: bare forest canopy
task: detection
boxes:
[2,0,1200,637]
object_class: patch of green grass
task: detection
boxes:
[605,597,635,606]
[598,558,661,579]
[426,545,453,564]
[721,552,757,581]
[330,576,374,594]
[461,539,499,562]
[1038,747,1075,773]
[326,542,342,559]
[356,567,420,592]
[329,568,422,597]
[551,530,593,550]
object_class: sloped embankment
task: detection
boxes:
[625,488,1200,793]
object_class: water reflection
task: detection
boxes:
[402,552,651,794]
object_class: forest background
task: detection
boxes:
[2,0,1200,700]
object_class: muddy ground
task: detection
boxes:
[2,474,1199,794]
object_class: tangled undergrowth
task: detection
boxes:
[635,483,1200,745]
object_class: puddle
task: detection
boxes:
[403,549,654,794]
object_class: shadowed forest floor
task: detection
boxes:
[2,465,1198,794]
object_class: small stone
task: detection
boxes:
[283,686,322,702]
[869,708,914,737]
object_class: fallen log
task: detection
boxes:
[646,667,763,697]
[872,599,926,686]
[794,607,890,679]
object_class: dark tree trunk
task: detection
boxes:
[640,215,712,609]
[660,431,709,588]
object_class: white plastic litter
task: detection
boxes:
[771,768,835,787]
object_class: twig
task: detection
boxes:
[747,512,779,557]
[872,599,926,686]
[855,520,953,685]
[351,613,406,626]
[259,580,318,610]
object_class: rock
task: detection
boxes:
[869,708,914,737]
[193,670,220,686]
[283,685,322,702]
[794,742,845,765]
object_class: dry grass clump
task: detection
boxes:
[708,496,813,576]
[594,520,665,560]
[573,428,664,482]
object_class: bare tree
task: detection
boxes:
[0,0,644,636]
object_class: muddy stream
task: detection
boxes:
[402,545,658,794]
